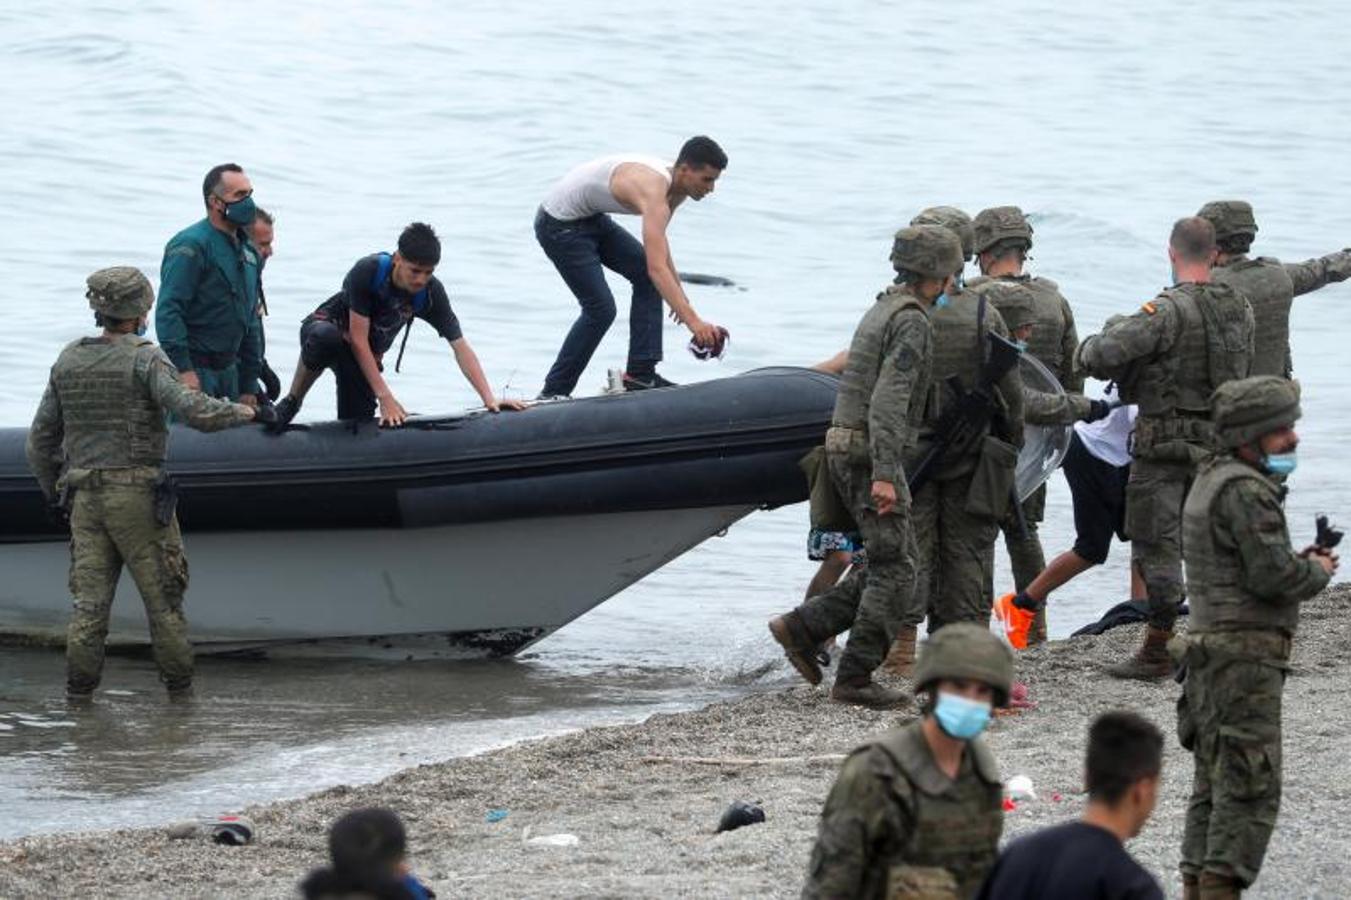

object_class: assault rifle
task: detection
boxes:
[906,332,1023,496]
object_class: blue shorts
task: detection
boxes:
[807,528,865,562]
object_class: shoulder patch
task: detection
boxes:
[166,245,198,259]
[1141,301,1157,315]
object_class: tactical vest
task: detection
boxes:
[1211,256,1294,378]
[1183,457,1300,637]
[874,723,1002,900]
[1122,282,1252,458]
[970,274,1072,384]
[51,336,168,470]
[923,293,999,463]
[831,285,932,448]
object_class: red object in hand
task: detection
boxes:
[688,326,731,360]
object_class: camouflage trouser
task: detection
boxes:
[1179,632,1287,887]
[796,453,919,684]
[66,479,193,693]
[998,482,1045,591]
[1125,457,1193,630]
[913,470,1000,632]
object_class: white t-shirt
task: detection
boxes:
[1073,385,1137,468]
[541,154,672,221]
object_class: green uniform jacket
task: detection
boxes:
[26,334,253,499]
[156,218,264,395]
[804,721,1002,900]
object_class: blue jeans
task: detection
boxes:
[536,207,663,396]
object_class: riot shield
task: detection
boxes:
[1015,353,1072,501]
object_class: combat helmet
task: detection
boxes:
[972,205,1033,255]
[1196,200,1258,242]
[890,225,965,279]
[1211,375,1301,449]
[982,281,1037,332]
[87,267,154,319]
[910,206,975,261]
[913,623,1014,707]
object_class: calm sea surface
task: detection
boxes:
[2,0,1349,839]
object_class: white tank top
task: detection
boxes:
[541,154,672,221]
[1073,384,1138,468]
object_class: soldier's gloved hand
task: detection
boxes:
[253,402,280,430]
[1082,399,1114,423]
[45,500,70,528]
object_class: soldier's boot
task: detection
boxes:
[165,678,194,702]
[1107,626,1173,680]
[881,625,917,677]
[1023,604,1048,647]
[768,612,823,686]
[830,678,913,710]
[1198,871,1242,899]
[1181,874,1200,900]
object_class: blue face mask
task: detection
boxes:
[1263,451,1297,477]
[221,194,257,227]
[1169,265,1180,285]
[1013,339,1028,351]
[933,691,992,741]
[135,321,148,337]
[953,271,966,293]
[933,293,951,309]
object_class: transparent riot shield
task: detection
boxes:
[1016,353,1072,501]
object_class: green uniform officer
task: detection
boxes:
[802,623,1012,900]
[1197,200,1351,379]
[1175,376,1335,899]
[899,208,1024,672]
[966,206,1086,644]
[26,267,259,699]
[1077,217,1254,680]
[156,162,265,403]
[769,225,962,710]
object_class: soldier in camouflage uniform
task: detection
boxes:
[803,623,1012,900]
[26,267,260,699]
[1197,200,1351,379]
[769,225,963,710]
[886,209,1024,678]
[1077,217,1254,680]
[965,206,1087,645]
[1175,376,1335,899]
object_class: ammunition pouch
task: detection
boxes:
[799,445,856,532]
[825,425,870,465]
[965,435,1019,521]
[1131,414,1213,464]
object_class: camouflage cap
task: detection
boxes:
[1196,200,1258,241]
[910,206,975,260]
[972,205,1033,255]
[890,224,965,279]
[913,622,1014,707]
[1211,375,1301,448]
[86,267,153,319]
[982,281,1037,332]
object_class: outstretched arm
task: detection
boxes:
[1286,249,1351,296]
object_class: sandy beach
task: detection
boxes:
[3,583,1348,899]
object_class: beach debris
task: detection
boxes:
[166,821,199,840]
[1004,775,1037,802]
[1052,792,1064,803]
[207,815,255,845]
[1002,797,1018,812]
[485,809,510,823]
[716,800,766,833]
[641,754,845,767]
[526,833,580,848]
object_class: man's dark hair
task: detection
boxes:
[1170,216,1217,263]
[986,238,1029,264]
[93,312,134,330]
[1086,711,1163,804]
[202,163,244,206]
[397,222,441,266]
[676,135,728,171]
[1218,234,1253,256]
[254,206,275,226]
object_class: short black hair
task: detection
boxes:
[93,312,135,329]
[1218,234,1253,256]
[986,238,1029,263]
[202,163,244,205]
[676,136,728,171]
[1170,216,1217,263]
[330,807,407,872]
[397,222,441,266]
[1086,711,1163,804]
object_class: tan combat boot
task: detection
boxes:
[882,625,918,677]
[1198,871,1242,899]
[1181,873,1200,900]
[1107,626,1173,680]
[768,612,823,686]
[831,679,914,710]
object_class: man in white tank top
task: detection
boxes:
[535,136,728,397]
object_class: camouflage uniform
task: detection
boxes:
[1176,376,1329,891]
[25,268,254,696]
[786,227,963,698]
[1077,279,1253,677]
[1199,201,1351,378]
[803,624,1012,900]
[967,207,1085,598]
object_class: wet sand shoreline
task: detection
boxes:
[3,583,1349,899]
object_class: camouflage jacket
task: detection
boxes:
[26,334,254,498]
[803,721,1002,900]
[967,273,1081,392]
[1182,456,1330,639]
